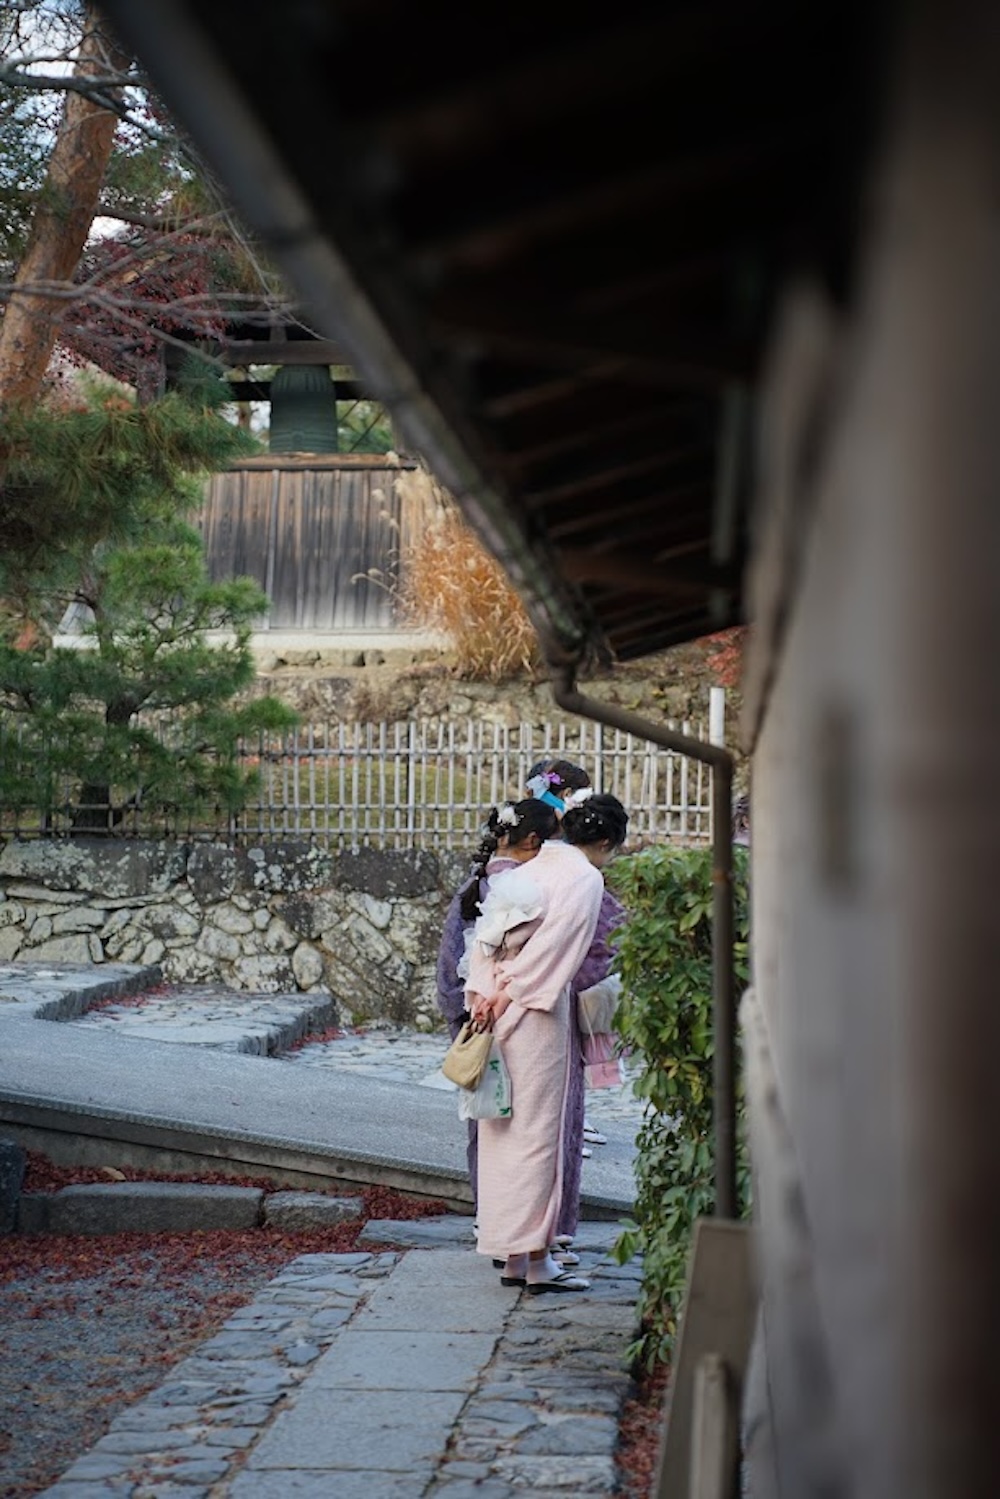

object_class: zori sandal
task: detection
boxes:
[527,1271,591,1295]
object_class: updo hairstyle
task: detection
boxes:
[540,759,591,797]
[561,792,629,850]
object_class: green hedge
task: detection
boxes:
[609,843,751,1368]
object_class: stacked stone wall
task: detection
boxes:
[0,839,469,1028]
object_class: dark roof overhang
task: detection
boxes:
[101,0,888,667]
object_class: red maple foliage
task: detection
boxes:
[58,227,252,396]
[703,626,748,689]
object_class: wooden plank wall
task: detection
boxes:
[199,459,419,631]
[741,17,1000,1494]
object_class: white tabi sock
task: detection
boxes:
[526,1253,563,1285]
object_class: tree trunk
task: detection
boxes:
[0,4,130,409]
[69,689,140,834]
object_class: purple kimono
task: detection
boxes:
[558,885,626,1239]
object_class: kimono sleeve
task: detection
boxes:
[572,887,626,995]
[435,881,475,1026]
[465,935,501,1010]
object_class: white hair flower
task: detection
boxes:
[564,786,594,808]
[496,803,518,827]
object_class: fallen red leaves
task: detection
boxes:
[361,1181,449,1221]
[616,1361,670,1498]
[0,1150,449,1493]
[20,1149,451,1224]
[284,1021,374,1052]
[3,1155,449,1287]
[285,1023,346,1049]
[82,982,171,1014]
[21,1150,291,1194]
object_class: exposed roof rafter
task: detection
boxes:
[101,0,883,663]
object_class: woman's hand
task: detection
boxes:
[467,991,490,1024]
[486,990,512,1022]
[469,979,512,1025]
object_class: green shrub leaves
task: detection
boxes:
[609,843,750,1367]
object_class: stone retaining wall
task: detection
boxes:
[0,838,468,1027]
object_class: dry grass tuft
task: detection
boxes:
[395,467,540,682]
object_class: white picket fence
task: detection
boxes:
[233,712,721,849]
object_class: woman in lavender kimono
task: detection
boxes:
[525,761,615,1156]
[435,798,559,1205]
[558,822,628,1246]
[467,794,628,1293]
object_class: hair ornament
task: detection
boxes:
[496,803,519,827]
[564,786,594,809]
[526,771,561,798]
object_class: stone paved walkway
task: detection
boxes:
[41,1218,638,1498]
[4,965,644,1491]
[283,1026,645,1130]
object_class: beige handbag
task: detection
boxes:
[441,1019,494,1090]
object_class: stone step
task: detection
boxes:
[18,1181,265,1235]
[69,983,338,1056]
[0,960,162,1020]
[15,1180,365,1236]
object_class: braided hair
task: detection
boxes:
[561,792,629,850]
[459,798,558,920]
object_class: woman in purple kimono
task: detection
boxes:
[435,797,559,1203]
[558,877,627,1241]
[524,761,627,1220]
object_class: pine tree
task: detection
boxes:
[0,374,296,833]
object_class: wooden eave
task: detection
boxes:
[103,0,886,666]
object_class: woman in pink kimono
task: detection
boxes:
[466,794,628,1293]
[435,798,559,1206]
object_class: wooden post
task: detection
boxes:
[689,1354,740,1499]
[655,1219,755,1499]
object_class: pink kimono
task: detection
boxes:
[466,840,604,1258]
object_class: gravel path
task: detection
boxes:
[0,1238,283,1497]
[0,1180,441,1497]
